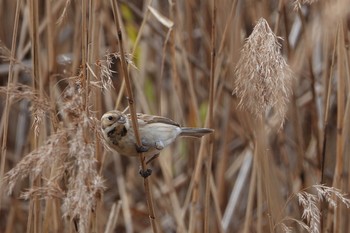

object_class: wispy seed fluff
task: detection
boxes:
[233,18,293,125]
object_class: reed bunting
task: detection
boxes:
[101,110,213,160]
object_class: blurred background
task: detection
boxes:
[1,0,350,232]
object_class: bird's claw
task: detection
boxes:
[139,167,152,178]
[135,144,149,153]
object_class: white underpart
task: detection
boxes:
[139,123,182,149]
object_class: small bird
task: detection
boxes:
[101,110,214,158]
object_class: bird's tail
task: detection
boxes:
[180,127,214,138]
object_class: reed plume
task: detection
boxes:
[233,18,293,126]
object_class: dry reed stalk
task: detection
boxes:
[89,0,103,178]
[42,0,61,231]
[233,17,293,231]
[90,2,105,228]
[129,0,153,113]
[300,8,323,166]
[222,149,252,231]
[289,89,306,190]
[0,0,21,209]
[159,28,173,114]
[255,120,279,231]
[116,1,154,113]
[114,154,134,233]
[204,97,214,231]
[104,201,122,233]
[110,1,158,233]
[81,0,88,113]
[321,21,338,184]
[2,0,350,232]
[243,148,257,233]
[273,0,284,34]
[47,0,61,131]
[10,0,66,66]
[28,0,42,231]
[204,0,216,232]
[187,2,220,230]
[177,35,199,124]
[169,0,181,118]
[158,153,187,232]
[188,117,213,233]
[327,21,347,233]
[119,0,209,76]
[209,173,224,233]
[257,159,263,233]
[344,101,350,230]
[217,0,238,56]
[215,96,231,210]
[5,202,16,233]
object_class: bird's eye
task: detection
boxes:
[108,116,114,121]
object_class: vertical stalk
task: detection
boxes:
[204,0,216,232]
[29,0,42,232]
[42,0,58,231]
[81,0,89,113]
[255,118,273,232]
[0,0,21,210]
[243,152,257,233]
[331,21,346,233]
[110,1,158,233]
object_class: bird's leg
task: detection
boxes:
[136,140,162,177]
[139,167,152,178]
[146,153,160,165]
[139,152,160,177]
[135,143,152,177]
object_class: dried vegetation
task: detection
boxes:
[1,0,350,233]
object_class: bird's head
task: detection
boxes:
[101,110,127,130]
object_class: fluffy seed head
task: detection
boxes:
[233,18,293,126]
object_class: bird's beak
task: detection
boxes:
[117,115,126,124]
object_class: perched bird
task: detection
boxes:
[101,110,214,158]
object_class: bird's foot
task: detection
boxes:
[139,167,152,178]
[135,144,149,153]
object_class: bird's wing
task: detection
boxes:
[128,113,181,127]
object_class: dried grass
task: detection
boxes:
[233,18,293,127]
[1,0,350,233]
[277,184,350,233]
